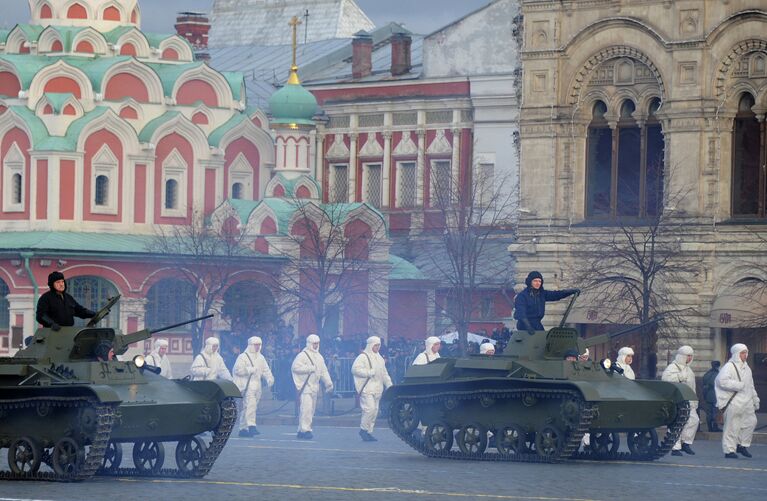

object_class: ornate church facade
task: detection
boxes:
[0,1,428,362]
[511,0,767,380]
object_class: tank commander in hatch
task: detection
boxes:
[36,271,97,331]
[513,271,579,335]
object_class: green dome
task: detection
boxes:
[269,76,318,127]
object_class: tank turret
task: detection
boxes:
[383,294,695,463]
[0,296,240,481]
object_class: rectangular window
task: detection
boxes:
[431,160,452,207]
[476,162,495,207]
[397,161,416,208]
[331,164,348,203]
[364,163,382,208]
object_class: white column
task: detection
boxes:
[382,131,392,207]
[451,127,461,202]
[349,133,358,202]
[416,129,426,206]
[6,294,34,353]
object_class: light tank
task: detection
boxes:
[0,295,240,481]
[383,294,696,463]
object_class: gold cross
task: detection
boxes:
[289,16,303,69]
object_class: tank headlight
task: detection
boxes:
[133,355,146,368]
[600,358,612,370]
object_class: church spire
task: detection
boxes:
[287,15,303,85]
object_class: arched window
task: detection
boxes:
[69,276,120,328]
[95,175,109,206]
[51,40,63,52]
[40,3,53,19]
[231,182,243,199]
[165,179,178,209]
[0,71,21,98]
[102,6,120,21]
[0,279,10,333]
[120,43,137,57]
[67,3,87,19]
[119,106,138,119]
[732,93,764,217]
[75,40,94,53]
[12,173,22,204]
[162,48,179,61]
[586,98,664,219]
[146,279,196,332]
[223,281,276,334]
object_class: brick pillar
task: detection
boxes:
[352,32,373,79]
[391,33,412,76]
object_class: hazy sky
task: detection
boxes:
[1,0,491,35]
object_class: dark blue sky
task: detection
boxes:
[1,0,491,35]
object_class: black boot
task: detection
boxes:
[671,450,683,456]
[249,426,260,436]
[681,443,695,455]
[238,429,252,438]
[725,452,738,459]
[737,445,752,458]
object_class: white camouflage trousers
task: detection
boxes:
[359,393,382,433]
[722,404,757,453]
[239,388,262,430]
[673,403,699,450]
[298,391,318,433]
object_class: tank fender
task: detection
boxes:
[175,379,242,400]
[0,384,121,403]
[634,380,698,403]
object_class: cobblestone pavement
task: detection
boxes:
[2,426,766,501]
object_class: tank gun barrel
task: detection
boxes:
[114,314,214,355]
[582,315,665,348]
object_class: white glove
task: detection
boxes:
[266,377,275,388]
[326,384,334,394]
[755,399,761,411]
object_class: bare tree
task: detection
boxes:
[571,177,700,378]
[412,162,517,355]
[268,198,390,341]
[149,211,255,355]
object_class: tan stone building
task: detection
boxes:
[510,0,767,387]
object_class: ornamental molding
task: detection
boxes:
[569,46,665,107]
[358,133,383,157]
[715,39,767,99]
[393,133,418,157]
[426,129,452,155]
[326,134,350,159]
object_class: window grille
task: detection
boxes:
[432,160,452,206]
[95,175,109,206]
[328,115,350,129]
[359,114,384,128]
[398,162,416,208]
[69,276,120,328]
[332,164,348,203]
[365,164,382,208]
[146,279,196,332]
[426,110,452,124]
[393,112,417,126]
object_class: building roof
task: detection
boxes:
[389,255,426,281]
[209,0,375,48]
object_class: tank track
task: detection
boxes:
[571,400,691,462]
[96,397,237,478]
[388,388,594,463]
[0,396,117,482]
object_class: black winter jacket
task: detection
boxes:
[36,290,93,327]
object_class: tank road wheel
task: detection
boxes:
[175,437,206,474]
[535,426,564,458]
[627,429,659,457]
[390,400,419,434]
[456,423,488,456]
[101,441,123,472]
[52,437,85,476]
[589,432,620,457]
[133,441,165,474]
[495,425,526,456]
[424,423,454,453]
[8,437,42,474]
